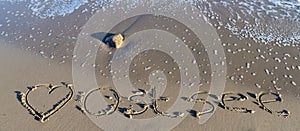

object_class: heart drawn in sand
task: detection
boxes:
[19,83,74,122]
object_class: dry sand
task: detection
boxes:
[0,44,99,130]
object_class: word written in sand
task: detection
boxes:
[77,88,290,119]
[16,84,290,123]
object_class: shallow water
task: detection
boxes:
[0,0,299,46]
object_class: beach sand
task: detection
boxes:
[0,1,300,131]
[1,41,299,130]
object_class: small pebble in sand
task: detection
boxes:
[284,53,291,58]
[105,34,124,48]
[246,63,251,69]
[230,76,235,80]
[274,57,281,63]
[285,66,290,71]
[264,69,270,75]
[112,34,124,48]
[291,66,296,70]
[213,50,218,55]
[255,83,261,88]
[294,57,298,60]
[227,49,232,53]
[144,66,151,71]
[291,81,297,86]
[257,49,261,53]
[274,85,282,91]
[240,75,244,79]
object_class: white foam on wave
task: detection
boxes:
[197,0,300,46]
[29,0,88,18]
[0,0,26,2]
[1,0,298,20]
[0,0,88,18]
[1,0,299,46]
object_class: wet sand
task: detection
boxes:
[1,41,299,130]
